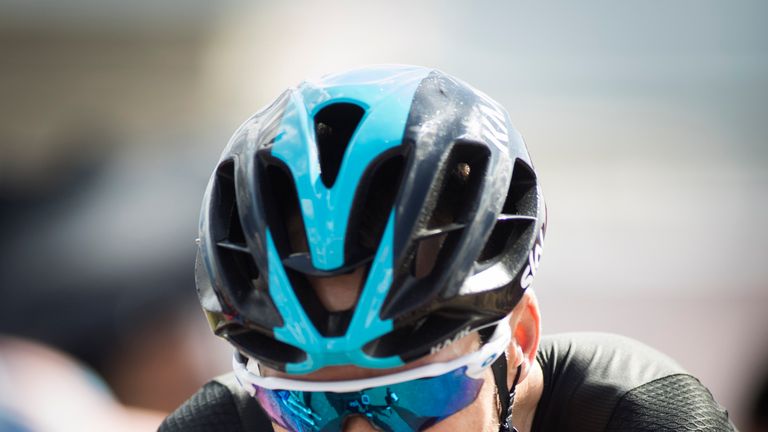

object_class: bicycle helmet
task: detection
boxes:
[196,64,546,374]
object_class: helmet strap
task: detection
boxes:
[492,352,522,432]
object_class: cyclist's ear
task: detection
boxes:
[507,290,541,384]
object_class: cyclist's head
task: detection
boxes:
[196,65,546,431]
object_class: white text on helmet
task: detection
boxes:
[520,229,544,289]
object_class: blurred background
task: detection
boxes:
[0,0,766,430]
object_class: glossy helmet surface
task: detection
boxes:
[196,65,546,374]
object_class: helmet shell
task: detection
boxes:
[197,65,546,374]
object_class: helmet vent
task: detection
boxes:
[412,233,448,279]
[476,218,533,263]
[345,149,406,263]
[477,159,538,264]
[426,143,490,229]
[285,268,363,338]
[314,102,365,188]
[210,160,262,307]
[410,224,462,280]
[396,143,490,293]
[502,159,538,217]
[212,160,245,246]
[258,155,309,258]
[363,309,491,361]
[223,324,306,367]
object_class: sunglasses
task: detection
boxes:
[233,318,511,432]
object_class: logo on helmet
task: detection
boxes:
[430,326,472,355]
[470,86,508,152]
[477,102,509,153]
[520,228,544,289]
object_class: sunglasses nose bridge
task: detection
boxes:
[339,415,383,432]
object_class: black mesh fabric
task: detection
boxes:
[159,381,243,432]
[159,377,274,432]
[532,333,736,432]
[605,374,735,432]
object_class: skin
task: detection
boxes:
[263,269,544,432]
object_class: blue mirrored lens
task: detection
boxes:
[253,366,484,432]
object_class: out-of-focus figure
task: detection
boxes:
[0,336,164,432]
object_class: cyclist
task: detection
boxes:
[161,65,735,432]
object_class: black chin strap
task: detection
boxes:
[491,352,522,432]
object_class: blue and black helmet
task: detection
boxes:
[196,65,546,374]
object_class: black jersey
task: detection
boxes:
[532,333,735,431]
[160,333,736,431]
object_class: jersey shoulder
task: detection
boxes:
[159,373,273,432]
[605,373,735,431]
[534,333,736,431]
